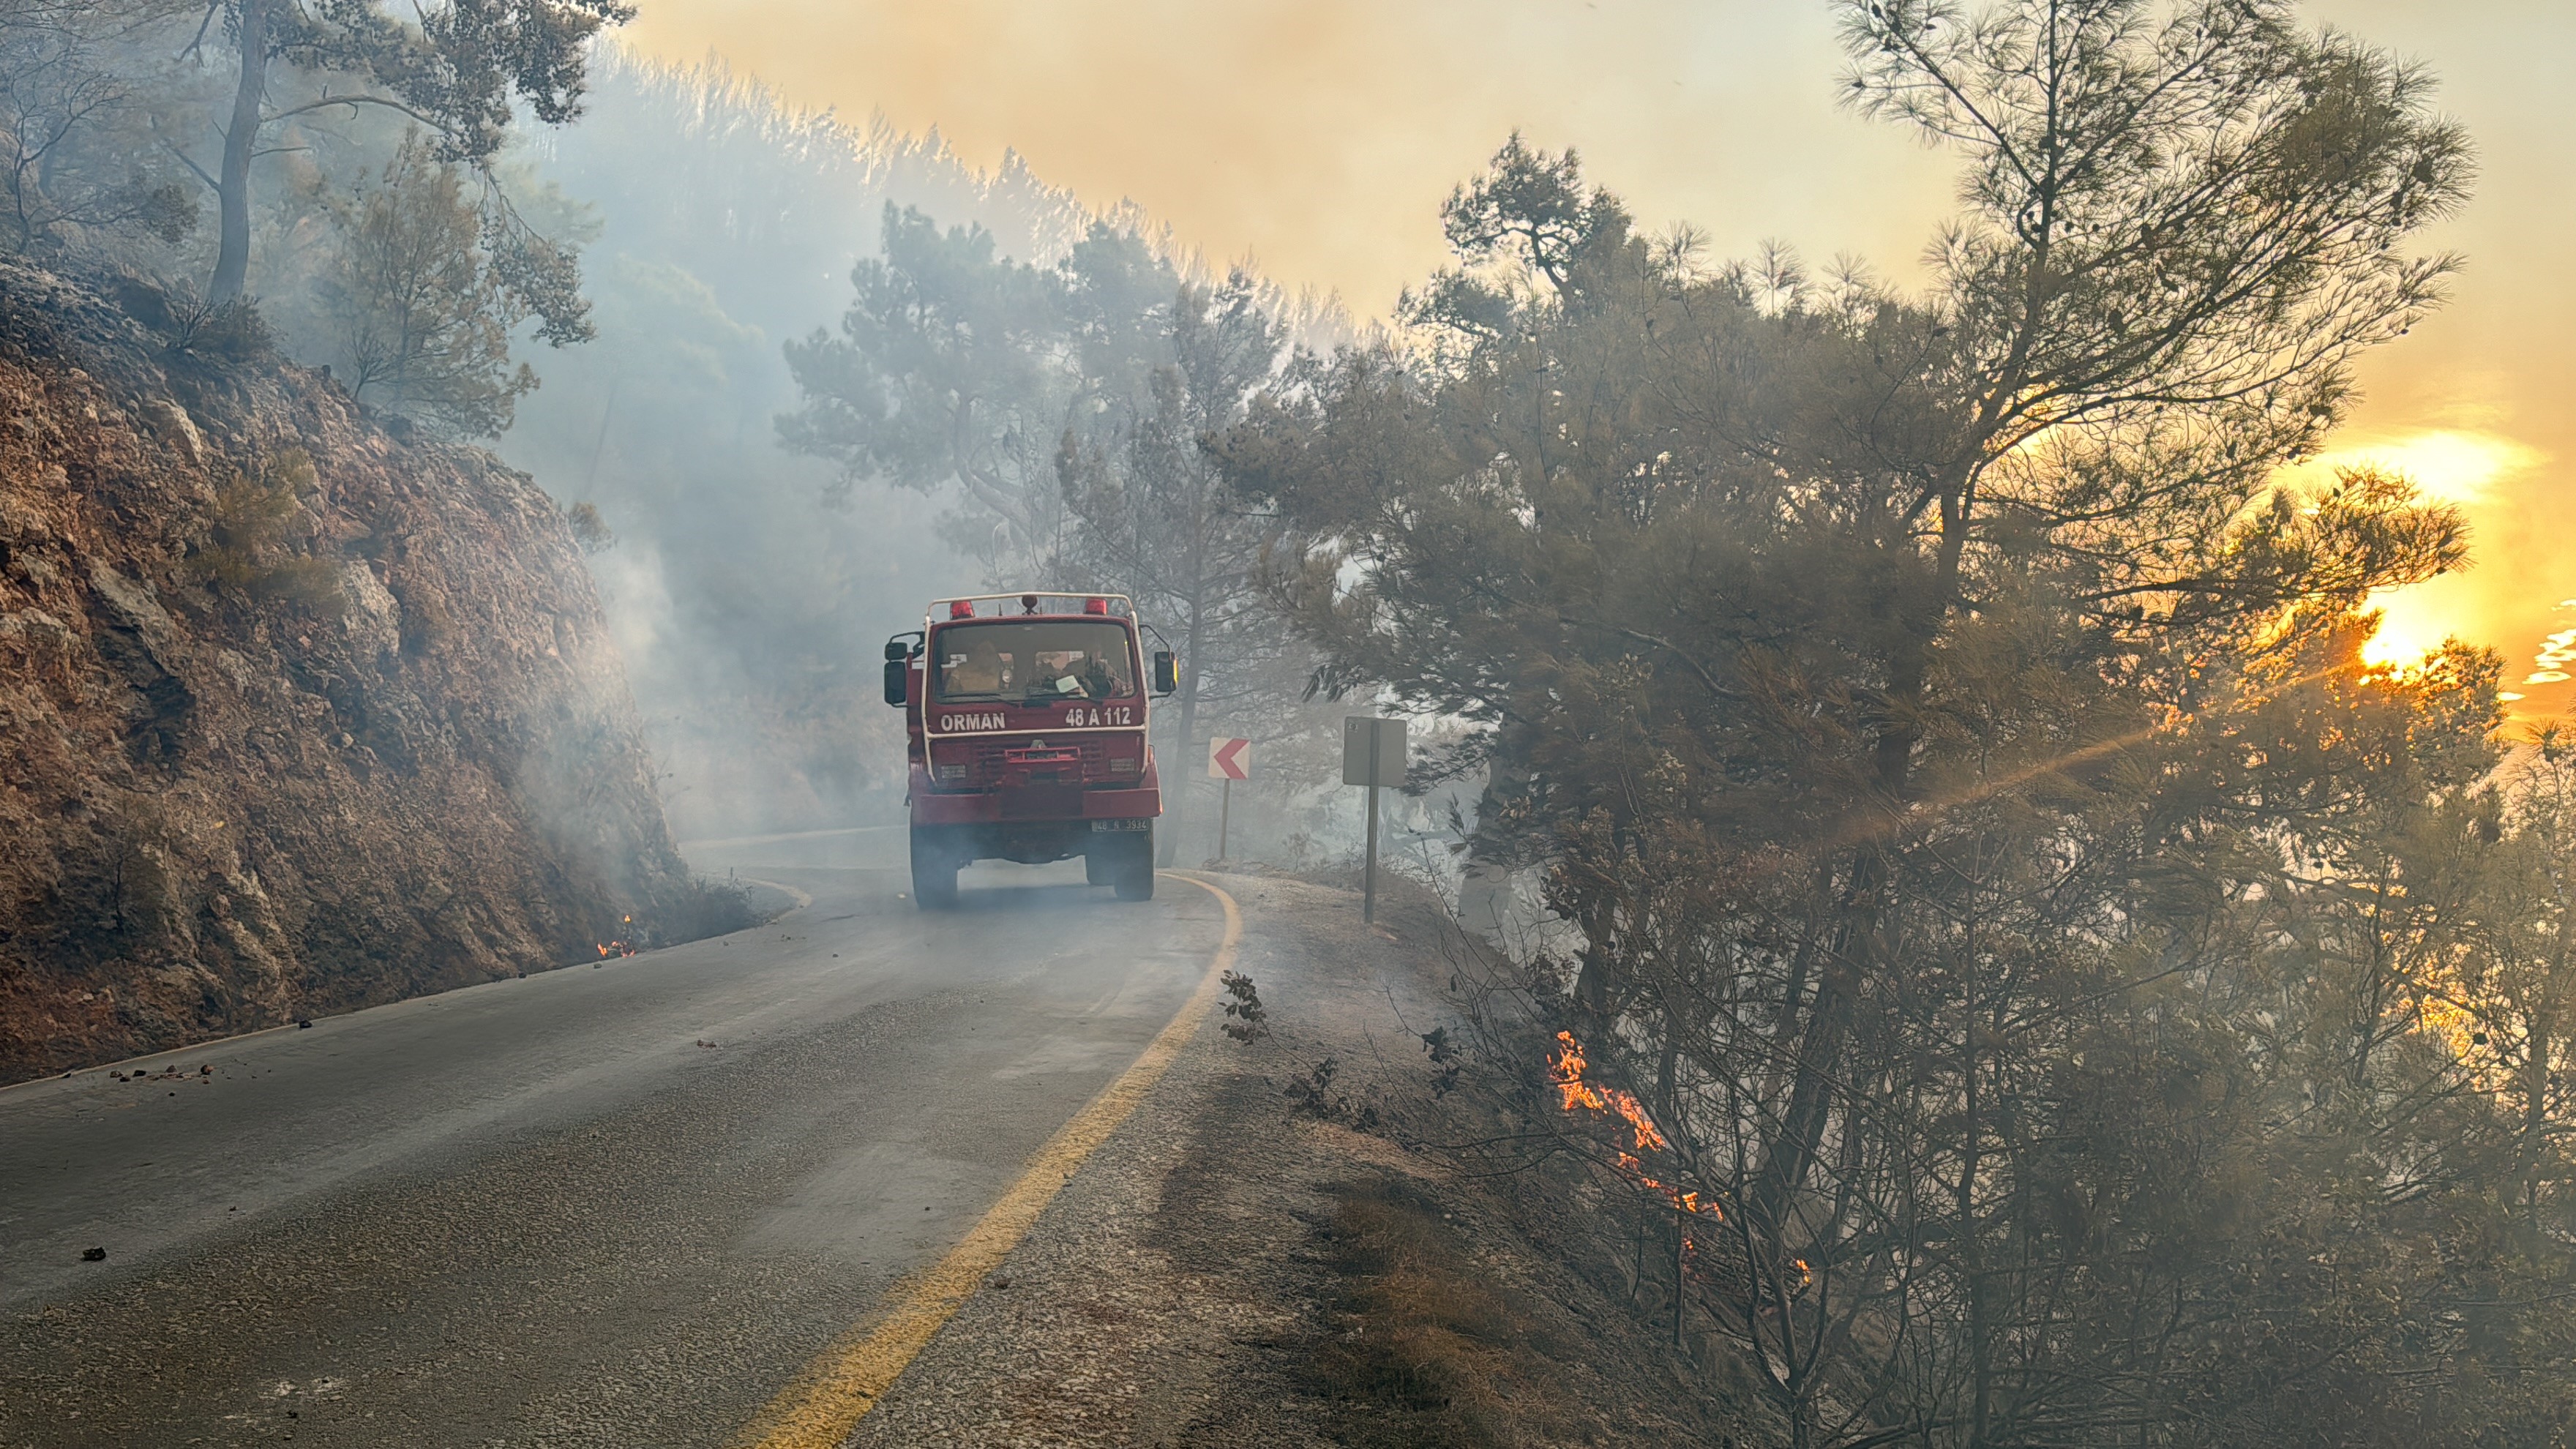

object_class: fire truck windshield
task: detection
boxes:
[933,620,1139,705]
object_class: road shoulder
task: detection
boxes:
[844,871,1752,1449]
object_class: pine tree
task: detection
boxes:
[184,0,621,321]
[312,132,534,435]
[1217,2,2538,1439]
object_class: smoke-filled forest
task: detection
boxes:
[9,0,2576,1445]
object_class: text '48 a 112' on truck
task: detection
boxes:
[886,593,1180,908]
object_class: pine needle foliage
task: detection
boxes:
[312,132,538,437]
[1216,4,2576,1443]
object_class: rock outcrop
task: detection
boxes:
[0,261,744,1082]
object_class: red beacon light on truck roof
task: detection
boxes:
[1084,596,1108,615]
[948,600,974,619]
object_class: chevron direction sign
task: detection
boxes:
[1208,736,1252,781]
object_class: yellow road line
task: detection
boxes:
[729,872,1242,1449]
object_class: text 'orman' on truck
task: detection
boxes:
[885,592,1180,909]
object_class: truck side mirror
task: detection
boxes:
[884,640,910,662]
[1153,651,1178,696]
[883,657,908,708]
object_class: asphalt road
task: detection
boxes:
[0,827,1230,1448]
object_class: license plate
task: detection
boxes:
[1090,818,1150,831]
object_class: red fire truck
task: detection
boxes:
[885,592,1177,907]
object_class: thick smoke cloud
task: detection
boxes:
[620,0,2576,716]
[495,53,1109,839]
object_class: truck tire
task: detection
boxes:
[910,826,960,909]
[1085,845,1112,887]
[1113,825,1156,902]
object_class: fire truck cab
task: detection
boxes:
[885,592,1177,908]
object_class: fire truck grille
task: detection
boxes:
[931,737,1140,789]
[954,738,1115,786]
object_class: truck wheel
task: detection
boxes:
[910,826,959,909]
[1085,845,1112,887]
[1113,825,1156,902]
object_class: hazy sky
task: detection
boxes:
[626,0,2575,711]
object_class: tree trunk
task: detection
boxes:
[1158,586,1205,867]
[1961,942,1993,1448]
[1754,481,1968,1222]
[2526,1007,2553,1227]
[1753,861,1878,1227]
[209,0,269,303]
[1459,714,1536,947]
[2526,895,2575,1224]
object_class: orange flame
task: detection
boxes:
[1549,1031,1723,1226]
[1549,1031,1668,1153]
[1549,1032,1605,1111]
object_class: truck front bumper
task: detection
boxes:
[907,785,1162,826]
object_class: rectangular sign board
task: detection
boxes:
[1208,736,1252,780]
[1341,716,1407,787]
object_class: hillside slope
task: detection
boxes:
[0,261,742,1082]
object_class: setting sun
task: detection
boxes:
[2287,430,2553,703]
[2359,591,2456,670]
[2304,429,2546,506]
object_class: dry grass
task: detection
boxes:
[1308,1176,1587,1449]
[188,448,344,610]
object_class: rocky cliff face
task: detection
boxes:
[0,262,744,1082]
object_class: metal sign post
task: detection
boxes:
[1366,787,1379,922]
[1208,737,1251,861]
[1341,717,1407,923]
